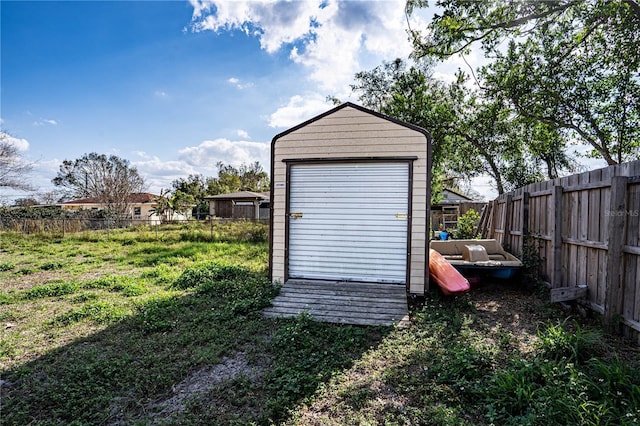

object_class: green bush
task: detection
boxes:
[452,209,481,239]
[172,262,249,289]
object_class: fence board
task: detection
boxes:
[484,160,640,340]
[636,255,640,322]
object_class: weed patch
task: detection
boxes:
[263,314,386,421]
[23,280,80,299]
[51,301,129,326]
[83,275,147,296]
[40,260,64,271]
[0,261,15,271]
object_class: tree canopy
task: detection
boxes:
[167,162,270,219]
[207,161,270,195]
[52,152,146,217]
[351,59,573,194]
[407,0,640,165]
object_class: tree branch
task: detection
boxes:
[624,0,640,19]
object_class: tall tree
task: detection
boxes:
[52,153,145,217]
[171,174,209,219]
[407,0,640,164]
[207,161,269,195]
[0,132,33,191]
[351,60,546,194]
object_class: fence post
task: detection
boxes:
[521,192,530,256]
[503,195,513,251]
[489,199,498,239]
[550,186,563,288]
[605,176,628,333]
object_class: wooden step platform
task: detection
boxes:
[263,280,409,327]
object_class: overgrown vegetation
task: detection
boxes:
[1,224,638,425]
[452,208,481,239]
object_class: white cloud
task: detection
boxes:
[133,150,152,159]
[469,175,498,201]
[154,90,169,98]
[33,118,58,126]
[133,156,200,193]
[191,0,317,53]
[227,77,254,90]
[130,139,270,194]
[178,138,270,172]
[190,0,428,92]
[236,129,250,138]
[431,71,457,84]
[268,94,332,128]
[0,131,30,151]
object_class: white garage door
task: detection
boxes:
[288,162,409,283]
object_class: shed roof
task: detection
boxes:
[272,101,431,142]
[204,191,269,200]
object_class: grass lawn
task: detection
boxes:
[1,222,639,425]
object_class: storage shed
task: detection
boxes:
[205,191,270,220]
[268,102,431,297]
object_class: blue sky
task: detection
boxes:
[1,0,497,203]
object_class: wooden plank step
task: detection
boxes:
[277,295,407,309]
[278,287,407,303]
[283,280,406,293]
[269,300,408,315]
[279,287,405,299]
[263,306,408,322]
[263,306,406,321]
[263,310,409,327]
[263,279,409,327]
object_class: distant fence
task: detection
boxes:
[0,217,268,237]
[478,160,640,341]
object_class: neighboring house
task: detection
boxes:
[60,193,191,224]
[439,188,474,204]
[205,191,270,220]
[431,188,486,233]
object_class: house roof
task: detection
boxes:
[61,193,159,205]
[443,188,473,200]
[204,191,269,200]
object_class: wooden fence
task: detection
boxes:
[477,160,640,341]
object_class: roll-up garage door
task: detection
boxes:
[288,162,409,283]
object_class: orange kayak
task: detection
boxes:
[429,249,470,295]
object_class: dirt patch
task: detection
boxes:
[107,352,264,425]
[470,282,553,353]
[0,267,124,292]
[1,271,72,291]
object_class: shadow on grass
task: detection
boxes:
[2,272,391,425]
